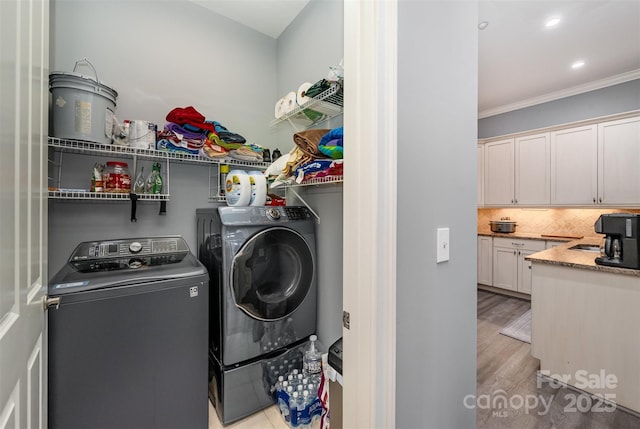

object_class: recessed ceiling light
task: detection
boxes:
[478,21,489,30]
[545,17,561,27]
[571,61,585,69]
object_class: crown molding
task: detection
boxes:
[478,69,640,119]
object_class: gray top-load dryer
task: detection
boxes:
[48,236,208,429]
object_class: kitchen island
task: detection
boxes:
[527,239,640,414]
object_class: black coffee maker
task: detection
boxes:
[594,213,640,269]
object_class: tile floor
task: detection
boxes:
[208,400,321,429]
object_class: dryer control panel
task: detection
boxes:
[219,206,312,225]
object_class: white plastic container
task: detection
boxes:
[248,171,267,206]
[225,170,251,206]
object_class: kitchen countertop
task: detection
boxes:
[477,231,582,242]
[525,237,640,277]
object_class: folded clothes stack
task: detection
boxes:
[267,126,344,187]
[156,106,264,162]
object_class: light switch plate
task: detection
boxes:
[437,227,450,263]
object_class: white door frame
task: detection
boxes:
[343,1,397,427]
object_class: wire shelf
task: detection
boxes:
[48,190,170,201]
[289,176,344,187]
[48,137,270,168]
[270,83,344,128]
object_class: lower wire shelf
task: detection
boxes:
[48,190,170,201]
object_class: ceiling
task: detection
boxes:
[192,1,640,118]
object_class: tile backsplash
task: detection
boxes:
[478,208,640,238]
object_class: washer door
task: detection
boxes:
[231,227,314,321]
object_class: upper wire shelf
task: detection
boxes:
[270,83,344,129]
[48,137,270,169]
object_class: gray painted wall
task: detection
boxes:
[276,0,344,349]
[478,79,640,138]
[397,1,477,428]
[48,0,278,276]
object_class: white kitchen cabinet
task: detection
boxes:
[483,133,550,206]
[550,124,598,205]
[484,139,514,205]
[477,144,484,206]
[515,133,550,205]
[492,237,546,294]
[477,235,492,285]
[597,116,640,205]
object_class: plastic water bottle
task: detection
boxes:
[298,390,312,429]
[289,391,300,427]
[303,335,322,378]
[275,376,284,394]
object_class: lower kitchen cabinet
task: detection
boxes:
[477,235,492,286]
[492,237,546,294]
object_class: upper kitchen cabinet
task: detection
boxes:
[515,133,550,205]
[483,139,514,205]
[483,133,550,206]
[551,116,640,207]
[597,116,640,205]
[550,124,598,205]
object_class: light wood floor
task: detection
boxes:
[477,289,640,429]
[208,290,640,428]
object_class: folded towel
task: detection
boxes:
[166,106,216,133]
[319,138,343,159]
[293,129,330,157]
[166,122,208,140]
[294,159,334,183]
[318,127,343,146]
[201,140,228,159]
[205,121,246,143]
[156,139,201,155]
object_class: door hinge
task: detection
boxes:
[43,296,61,311]
[342,310,350,330]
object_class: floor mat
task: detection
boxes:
[499,309,531,343]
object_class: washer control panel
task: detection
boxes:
[70,237,188,261]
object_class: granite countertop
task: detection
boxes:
[477,231,582,242]
[525,237,640,277]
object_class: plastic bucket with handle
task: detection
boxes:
[49,58,118,144]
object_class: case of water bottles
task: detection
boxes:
[273,335,324,428]
[275,369,323,428]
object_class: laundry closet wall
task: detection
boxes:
[48,0,279,276]
[275,0,344,350]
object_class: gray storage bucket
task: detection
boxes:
[49,59,118,145]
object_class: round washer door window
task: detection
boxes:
[231,227,314,321]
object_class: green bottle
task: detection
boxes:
[146,162,163,194]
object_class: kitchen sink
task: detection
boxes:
[568,244,601,253]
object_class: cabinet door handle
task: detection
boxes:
[518,250,521,255]
[511,199,514,204]
[513,250,516,255]
[511,242,525,246]
[599,197,602,203]
[514,199,518,204]
[593,197,596,203]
